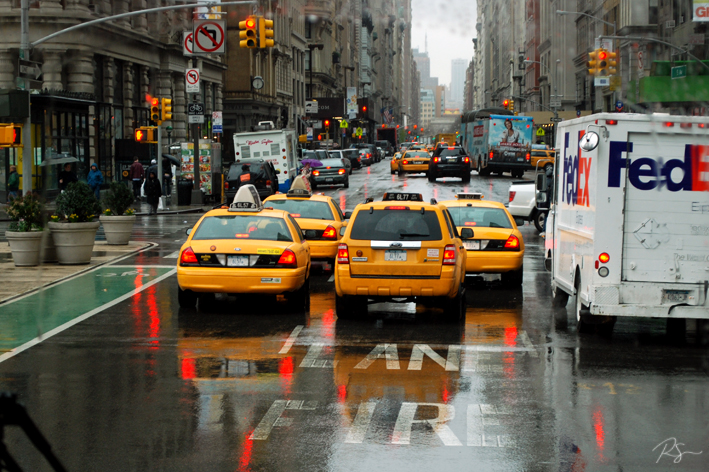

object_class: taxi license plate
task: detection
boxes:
[227,255,249,267]
[464,240,481,250]
[413,161,423,164]
[385,250,407,261]
[663,290,690,303]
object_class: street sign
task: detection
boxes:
[549,117,563,123]
[690,34,705,45]
[183,32,194,56]
[355,127,363,137]
[594,76,610,87]
[536,128,546,137]
[305,100,318,114]
[594,38,613,51]
[671,65,687,80]
[189,114,204,124]
[340,119,348,129]
[188,103,205,115]
[193,20,226,54]
[212,111,222,133]
[18,59,42,81]
[549,100,561,108]
[185,69,200,93]
[306,127,313,142]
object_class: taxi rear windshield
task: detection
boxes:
[405,152,429,158]
[349,209,442,241]
[448,207,513,229]
[227,163,266,180]
[192,216,293,241]
[267,199,334,220]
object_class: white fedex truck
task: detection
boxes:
[233,126,298,192]
[543,113,709,332]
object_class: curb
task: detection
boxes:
[0,242,157,306]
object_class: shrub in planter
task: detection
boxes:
[100,181,137,245]
[49,182,102,264]
[5,193,45,266]
[55,181,101,222]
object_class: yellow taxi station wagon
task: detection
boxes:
[334,192,469,322]
[177,185,311,311]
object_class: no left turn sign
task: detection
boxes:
[185,68,200,93]
[193,20,225,54]
[183,31,194,56]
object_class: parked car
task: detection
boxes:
[428,146,471,183]
[224,159,279,202]
[311,158,349,189]
[342,149,362,169]
[328,150,352,175]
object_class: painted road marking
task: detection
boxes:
[278,325,304,354]
[518,330,538,358]
[0,267,175,362]
[299,343,336,368]
[327,274,335,283]
[354,343,400,370]
[250,400,319,440]
[392,403,462,446]
[345,401,377,444]
[164,250,180,259]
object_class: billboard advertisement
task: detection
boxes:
[488,116,534,148]
[695,0,709,21]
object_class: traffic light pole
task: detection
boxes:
[20,0,32,195]
[157,123,162,201]
[599,35,709,74]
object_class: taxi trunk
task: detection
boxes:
[459,227,523,272]
[347,239,444,278]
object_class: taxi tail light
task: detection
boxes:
[403,160,409,165]
[337,244,350,264]
[180,247,199,265]
[443,245,456,265]
[338,168,346,174]
[464,156,470,163]
[277,249,297,268]
[509,190,516,202]
[312,170,320,176]
[504,235,520,249]
[322,225,338,240]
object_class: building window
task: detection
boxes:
[305,50,311,71]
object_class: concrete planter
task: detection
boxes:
[100,215,136,245]
[42,229,57,263]
[5,230,44,267]
[48,221,100,265]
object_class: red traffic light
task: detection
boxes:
[362,106,367,113]
[503,99,510,108]
[396,125,400,129]
[151,98,159,107]
[413,124,417,129]
[324,120,330,127]
[598,51,608,61]
[13,127,19,144]
[246,18,255,28]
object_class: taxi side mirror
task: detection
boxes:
[460,227,474,239]
[340,226,347,236]
[344,210,352,219]
[185,227,192,236]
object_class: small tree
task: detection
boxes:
[55,181,101,222]
[103,181,136,216]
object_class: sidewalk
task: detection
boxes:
[0,241,153,304]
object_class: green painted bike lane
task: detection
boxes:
[0,266,175,359]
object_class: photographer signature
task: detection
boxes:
[653,438,703,464]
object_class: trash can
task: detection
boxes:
[177,179,193,206]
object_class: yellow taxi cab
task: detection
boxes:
[264,176,347,265]
[390,151,402,174]
[530,147,556,173]
[397,150,431,177]
[335,192,468,321]
[439,193,524,287]
[177,184,311,310]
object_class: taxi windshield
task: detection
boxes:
[268,199,334,220]
[448,207,513,229]
[192,216,293,241]
[349,209,443,241]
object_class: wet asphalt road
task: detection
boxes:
[2,159,709,471]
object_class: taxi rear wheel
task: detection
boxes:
[444,285,465,322]
[501,265,523,287]
[287,277,310,312]
[178,287,198,308]
[336,294,366,320]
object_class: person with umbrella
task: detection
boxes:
[58,163,78,191]
[299,158,322,192]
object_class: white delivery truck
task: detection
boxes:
[543,113,709,332]
[233,126,298,192]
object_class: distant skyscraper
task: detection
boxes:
[413,48,431,87]
[450,59,467,105]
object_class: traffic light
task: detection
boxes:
[597,49,609,75]
[0,125,21,146]
[134,126,157,143]
[606,50,618,75]
[503,99,510,109]
[239,17,258,48]
[161,98,172,121]
[135,128,146,143]
[361,105,367,116]
[509,100,515,112]
[259,17,274,48]
[588,48,602,76]
[150,98,160,123]
[413,124,417,130]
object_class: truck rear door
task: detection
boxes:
[621,132,709,284]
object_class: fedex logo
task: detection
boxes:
[608,141,709,192]
[562,131,592,207]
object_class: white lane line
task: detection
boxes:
[518,330,538,358]
[164,250,180,259]
[327,274,335,283]
[278,325,304,354]
[109,265,176,269]
[345,402,377,444]
[0,269,177,365]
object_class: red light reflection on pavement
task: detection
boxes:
[593,407,606,460]
[503,326,517,378]
[237,431,254,472]
[279,357,294,394]
[442,378,450,403]
[131,271,144,336]
[504,326,518,346]
[337,384,347,404]
[321,309,335,340]
[146,284,160,349]
[340,195,346,214]
[181,358,196,379]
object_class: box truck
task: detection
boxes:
[233,126,298,192]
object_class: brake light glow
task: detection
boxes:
[464,156,470,163]
[504,235,520,249]
[664,122,674,127]
[433,157,440,163]
[224,182,229,189]
[403,160,408,165]
[448,146,455,150]
[599,252,610,263]
[290,213,301,217]
[277,249,297,267]
[526,153,531,161]
[322,225,337,240]
[509,191,516,202]
[699,123,707,129]
[338,168,346,174]
[489,151,494,160]
[337,243,350,264]
[312,170,320,176]
[606,120,618,125]
[180,247,199,265]
[385,206,409,210]
[464,222,476,226]
[443,245,456,265]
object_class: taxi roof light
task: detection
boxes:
[382,192,423,202]
[456,193,484,200]
[287,175,312,198]
[230,184,264,212]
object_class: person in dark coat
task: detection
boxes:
[143,171,162,215]
[58,163,78,191]
[129,156,145,198]
[87,163,104,200]
[162,157,173,196]
[7,165,19,200]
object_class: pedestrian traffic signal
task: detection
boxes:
[161,98,172,121]
[503,99,510,109]
[134,126,157,143]
[239,17,258,48]
[150,98,160,123]
[0,125,21,146]
[259,17,274,48]
[606,50,618,75]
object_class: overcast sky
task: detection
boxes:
[410,0,477,86]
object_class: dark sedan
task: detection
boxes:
[224,159,279,202]
[427,146,471,183]
[311,158,349,189]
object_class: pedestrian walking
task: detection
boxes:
[58,163,78,191]
[129,156,144,199]
[148,159,158,178]
[7,165,19,200]
[87,163,104,200]
[162,156,173,196]
[143,171,162,215]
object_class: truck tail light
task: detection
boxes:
[312,170,320,176]
[525,153,531,161]
[338,168,346,174]
[180,247,199,265]
[509,191,516,202]
[224,181,229,189]
[489,151,494,160]
[277,249,297,268]
[503,235,520,249]
[606,120,618,125]
[443,245,456,265]
[337,244,350,264]
[599,253,610,263]
[322,225,337,240]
